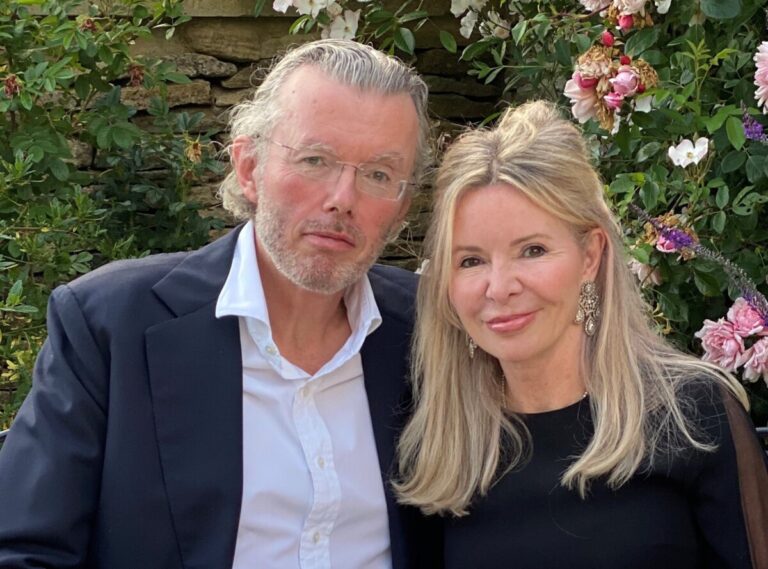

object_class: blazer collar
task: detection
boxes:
[152,224,245,316]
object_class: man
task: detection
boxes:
[0,40,440,568]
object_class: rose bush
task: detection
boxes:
[268,0,768,424]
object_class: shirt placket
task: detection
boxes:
[293,381,341,569]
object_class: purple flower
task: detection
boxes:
[743,112,767,142]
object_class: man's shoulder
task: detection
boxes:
[367,264,418,320]
[65,251,190,298]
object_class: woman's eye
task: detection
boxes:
[522,245,546,258]
[459,256,482,268]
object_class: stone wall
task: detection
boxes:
[122,2,502,269]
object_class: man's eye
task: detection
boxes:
[299,155,328,167]
[459,257,482,268]
[522,245,546,258]
[367,169,392,184]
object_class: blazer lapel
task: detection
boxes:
[362,270,416,569]
[145,226,245,569]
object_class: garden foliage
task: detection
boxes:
[274,0,768,423]
[0,0,223,428]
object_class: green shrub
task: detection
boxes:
[0,0,223,428]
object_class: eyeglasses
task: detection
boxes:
[267,139,416,201]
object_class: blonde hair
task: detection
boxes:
[218,39,431,220]
[395,100,748,516]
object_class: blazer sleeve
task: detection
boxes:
[690,385,768,569]
[0,284,109,568]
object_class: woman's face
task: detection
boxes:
[448,184,603,374]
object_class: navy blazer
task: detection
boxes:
[0,226,441,569]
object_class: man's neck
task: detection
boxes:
[257,250,353,376]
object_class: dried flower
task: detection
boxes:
[128,65,144,88]
[3,74,20,98]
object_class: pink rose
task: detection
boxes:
[618,14,634,31]
[574,72,598,89]
[655,234,677,253]
[610,66,640,97]
[564,73,599,123]
[603,91,624,110]
[726,297,765,337]
[694,318,745,372]
[738,337,768,384]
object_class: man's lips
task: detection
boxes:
[484,311,537,333]
[304,231,356,250]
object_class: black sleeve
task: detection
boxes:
[0,285,108,568]
[690,385,768,569]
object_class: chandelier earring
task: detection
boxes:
[467,335,477,359]
[575,281,600,337]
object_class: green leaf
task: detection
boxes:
[725,116,745,150]
[694,271,721,296]
[399,10,429,24]
[367,9,394,24]
[393,27,415,55]
[252,0,267,17]
[164,72,190,84]
[7,280,22,302]
[701,0,741,19]
[630,245,651,264]
[511,20,527,46]
[641,180,659,209]
[705,105,739,134]
[461,40,492,61]
[49,159,70,181]
[111,126,134,149]
[715,186,729,209]
[745,155,765,183]
[625,27,660,57]
[636,142,661,162]
[720,150,746,173]
[439,31,457,54]
[711,210,727,233]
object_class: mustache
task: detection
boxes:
[301,218,363,242]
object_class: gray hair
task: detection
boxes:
[219,39,432,220]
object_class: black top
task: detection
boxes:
[444,388,767,569]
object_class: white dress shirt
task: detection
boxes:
[216,221,392,569]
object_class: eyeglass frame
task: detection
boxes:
[257,136,419,202]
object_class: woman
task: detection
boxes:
[395,101,768,568]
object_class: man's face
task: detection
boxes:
[242,65,419,294]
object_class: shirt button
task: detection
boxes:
[313,531,321,544]
[316,456,325,469]
[265,344,277,355]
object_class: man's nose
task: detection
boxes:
[322,164,358,215]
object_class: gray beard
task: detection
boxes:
[253,190,399,295]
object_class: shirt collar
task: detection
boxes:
[215,220,382,342]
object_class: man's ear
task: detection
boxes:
[231,135,259,206]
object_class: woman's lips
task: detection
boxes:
[485,311,537,333]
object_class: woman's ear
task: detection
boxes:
[231,135,259,206]
[583,228,607,281]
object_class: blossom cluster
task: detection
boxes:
[272,0,361,40]
[754,41,768,113]
[564,40,658,131]
[577,0,670,31]
[450,1,513,40]
[695,298,768,384]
